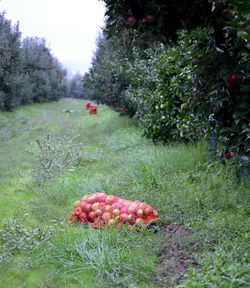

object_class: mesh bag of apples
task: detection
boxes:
[68,192,159,228]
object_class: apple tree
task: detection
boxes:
[83,33,137,115]
[101,0,250,167]
[0,11,67,111]
[0,12,23,110]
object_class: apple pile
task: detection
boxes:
[89,104,97,115]
[85,101,97,115]
[68,192,159,228]
[86,101,91,110]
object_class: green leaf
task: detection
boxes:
[237,31,249,40]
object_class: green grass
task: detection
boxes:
[0,98,249,287]
[34,226,157,288]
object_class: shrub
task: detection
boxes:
[31,133,84,182]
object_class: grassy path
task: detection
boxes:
[0,99,249,287]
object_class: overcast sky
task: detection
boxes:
[0,0,105,76]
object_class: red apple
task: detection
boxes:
[119,213,128,222]
[97,193,108,202]
[104,205,111,212]
[80,201,87,209]
[144,206,153,216]
[145,216,155,223]
[88,211,96,222]
[112,209,120,217]
[127,214,136,223]
[128,203,138,215]
[74,207,82,217]
[92,202,100,211]
[121,199,132,207]
[139,202,147,210]
[108,219,116,225]
[225,152,233,159]
[95,209,102,218]
[153,210,159,218]
[120,206,128,214]
[102,212,112,223]
[229,73,238,83]
[80,212,88,220]
[106,195,118,205]
[224,81,233,90]
[111,202,123,211]
[99,203,106,210]
[145,15,155,23]
[83,203,92,213]
[137,209,144,218]
[74,200,81,208]
[86,194,98,204]
[127,16,136,26]
[114,215,120,223]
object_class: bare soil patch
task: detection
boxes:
[155,224,199,287]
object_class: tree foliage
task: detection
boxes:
[67,73,87,99]
[85,0,249,170]
[102,0,249,44]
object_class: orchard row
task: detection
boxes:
[0,12,86,111]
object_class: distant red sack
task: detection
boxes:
[89,104,97,115]
[86,101,91,110]
[68,192,159,227]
